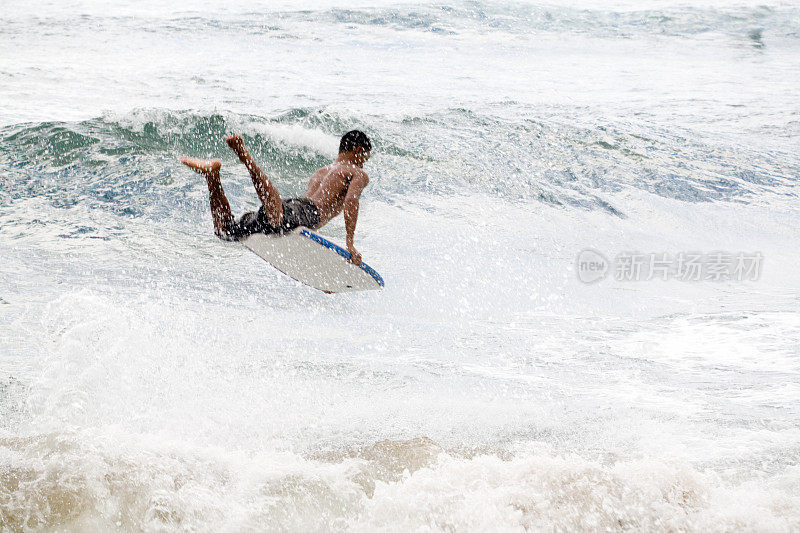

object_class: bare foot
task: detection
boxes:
[225,135,251,164]
[180,157,221,177]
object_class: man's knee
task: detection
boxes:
[214,216,237,241]
[214,228,237,242]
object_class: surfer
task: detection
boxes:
[180,130,371,265]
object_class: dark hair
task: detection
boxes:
[339,130,372,153]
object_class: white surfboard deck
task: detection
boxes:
[241,228,384,293]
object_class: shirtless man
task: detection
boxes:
[180,130,371,265]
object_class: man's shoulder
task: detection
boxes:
[342,164,368,181]
[325,163,366,180]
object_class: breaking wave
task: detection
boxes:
[2,432,798,531]
[2,107,796,225]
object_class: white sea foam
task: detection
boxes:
[2,431,798,531]
[249,122,340,154]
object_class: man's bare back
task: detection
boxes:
[307,161,369,225]
[181,130,372,265]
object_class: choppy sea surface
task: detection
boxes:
[1,0,799,530]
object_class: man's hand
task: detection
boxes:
[347,245,362,266]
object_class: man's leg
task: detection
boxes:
[179,157,233,238]
[225,135,283,227]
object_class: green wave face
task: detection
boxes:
[2,107,795,227]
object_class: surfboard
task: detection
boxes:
[241,228,384,293]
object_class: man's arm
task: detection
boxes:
[343,171,369,266]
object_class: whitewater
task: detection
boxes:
[1,0,799,531]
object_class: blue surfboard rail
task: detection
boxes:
[299,229,385,287]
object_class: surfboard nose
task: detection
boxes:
[242,228,383,293]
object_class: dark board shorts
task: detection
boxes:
[222,198,321,241]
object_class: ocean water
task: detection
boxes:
[1,0,799,531]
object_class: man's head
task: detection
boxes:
[339,130,372,166]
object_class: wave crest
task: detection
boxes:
[2,432,797,531]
